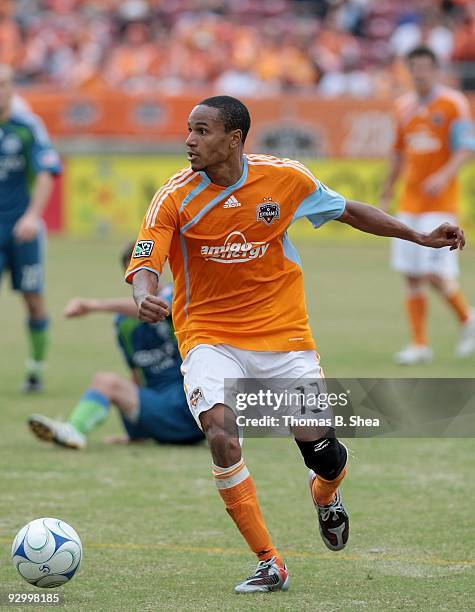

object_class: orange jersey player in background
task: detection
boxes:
[126,95,464,594]
[380,45,475,365]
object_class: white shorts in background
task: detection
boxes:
[391,212,459,278]
[180,344,322,427]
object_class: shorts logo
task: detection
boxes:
[201,231,269,264]
[133,240,154,258]
[257,198,280,225]
[189,387,203,408]
[21,264,43,292]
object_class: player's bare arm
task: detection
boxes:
[132,269,169,323]
[338,200,465,251]
[13,171,54,242]
[64,297,139,318]
[423,149,474,197]
[379,151,403,212]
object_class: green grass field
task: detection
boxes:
[1,237,474,611]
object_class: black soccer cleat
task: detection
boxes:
[234,556,290,593]
[22,374,43,393]
[309,470,349,551]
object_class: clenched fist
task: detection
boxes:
[138,295,170,323]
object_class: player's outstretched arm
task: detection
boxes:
[337,200,465,251]
[132,269,169,323]
[64,297,139,318]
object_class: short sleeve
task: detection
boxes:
[291,181,346,229]
[451,119,475,151]
[449,93,475,151]
[27,114,61,175]
[125,191,178,284]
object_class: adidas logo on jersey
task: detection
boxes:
[223,195,241,208]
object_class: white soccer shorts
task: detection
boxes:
[391,212,459,278]
[180,344,323,427]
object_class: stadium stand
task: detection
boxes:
[1,0,473,96]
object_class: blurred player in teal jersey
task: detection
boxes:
[0,65,61,391]
[28,242,204,450]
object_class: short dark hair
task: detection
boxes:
[406,45,438,66]
[120,240,136,268]
[198,95,251,144]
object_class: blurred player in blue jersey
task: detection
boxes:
[28,242,204,450]
[0,65,61,392]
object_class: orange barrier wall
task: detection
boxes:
[22,91,475,158]
[24,92,475,234]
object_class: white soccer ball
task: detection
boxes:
[11,518,82,588]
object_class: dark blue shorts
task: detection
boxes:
[0,222,46,293]
[121,383,205,444]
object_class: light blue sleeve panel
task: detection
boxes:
[291,181,346,228]
[16,111,62,176]
[450,119,475,152]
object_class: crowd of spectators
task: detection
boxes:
[1,0,474,97]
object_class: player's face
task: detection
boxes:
[407,56,438,96]
[186,105,240,171]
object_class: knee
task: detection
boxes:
[427,274,457,295]
[204,421,240,455]
[23,293,46,319]
[406,276,425,295]
[200,407,240,465]
[91,371,122,400]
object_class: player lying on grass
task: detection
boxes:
[126,96,465,594]
[28,241,204,450]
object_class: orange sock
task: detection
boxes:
[406,294,428,345]
[444,290,470,323]
[312,466,347,506]
[213,459,281,563]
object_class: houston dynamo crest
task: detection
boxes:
[256,199,280,225]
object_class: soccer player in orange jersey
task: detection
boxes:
[126,96,464,593]
[380,45,475,365]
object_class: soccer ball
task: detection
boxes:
[11,518,82,588]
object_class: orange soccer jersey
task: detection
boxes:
[125,154,346,357]
[394,86,472,214]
